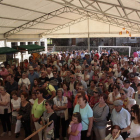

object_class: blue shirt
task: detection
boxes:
[28,72,39,88]
[111,108,130,129]
[74,104,93,130]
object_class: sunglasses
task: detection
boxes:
[93,91,98,94]
[70,77,74,79]
[120,93,125,95]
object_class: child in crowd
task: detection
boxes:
[29,92,36,106]
[68,112,82,140]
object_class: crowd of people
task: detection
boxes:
[0,49,140,140]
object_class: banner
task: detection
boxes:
[0,54,6,62]
[28,48,44,54]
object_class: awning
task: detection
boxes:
[0,47,18,54]
[19,44,45,54]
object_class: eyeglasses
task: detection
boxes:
[70,77,74,79]
[78,88,83,90]
[93,91,98,94]
[120,93,125,95]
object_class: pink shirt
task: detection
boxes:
[69,123,82,140]
[133,52,138,58]
[63,91,72,108]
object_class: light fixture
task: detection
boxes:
[126,30,129,34]
[119,31,122,35]
[122,28,125,30]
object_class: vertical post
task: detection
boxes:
[44,38,47,53]
[4,39,7,47]
[88,18,90,52]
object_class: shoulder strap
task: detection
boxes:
[79,106,89,126]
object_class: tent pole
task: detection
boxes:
[88,18,90,53]
[4,39,7,47]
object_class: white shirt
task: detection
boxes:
[11,97,21,116]
[18,78,30,89]
[129,121,140,138]
[105,134,123,140]
[48,73,53,79]
[125,86,135,99]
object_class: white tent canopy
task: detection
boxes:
[0,0,140,41]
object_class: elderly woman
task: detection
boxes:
[93,94,109,140]
[53,88,68,140]
[39,100,57,140]
[0,86,11,137]
[18,72,30,91]
[74,94,93,140]
[31,88,46,140]
[89,87,101,108]
[117,88,129,109]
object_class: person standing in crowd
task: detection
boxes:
[53,88,68,140]
[133,83,140,105]
[93,94,109,140]
[121,104,140,140]
[31,88,46,140]
[17,92,32,139]
[77,74,87,90]
[89,87,101,108]
[62,83,73,118]
[107,84,121,112]
[39,100,57,140]
[74,94,93,140]
[68,112,82,140]
[131,76,140,92]
[5,74,18,95]
[0,64,9,82]
[118,88,129,109]
[69,74,76,92]
[28,66,39,92]
[123,80,135,99]
[111,100,130,139]
[0,86,12,137]
[18,72,30,92]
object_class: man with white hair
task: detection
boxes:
[123,80,135,99]
[77,74,87,90]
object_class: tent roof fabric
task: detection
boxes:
[0,0,140,41]
[0,47,17,54]
[19,44,45,53]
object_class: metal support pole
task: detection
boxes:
[4,39,7,47]
[87,18,90,52]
